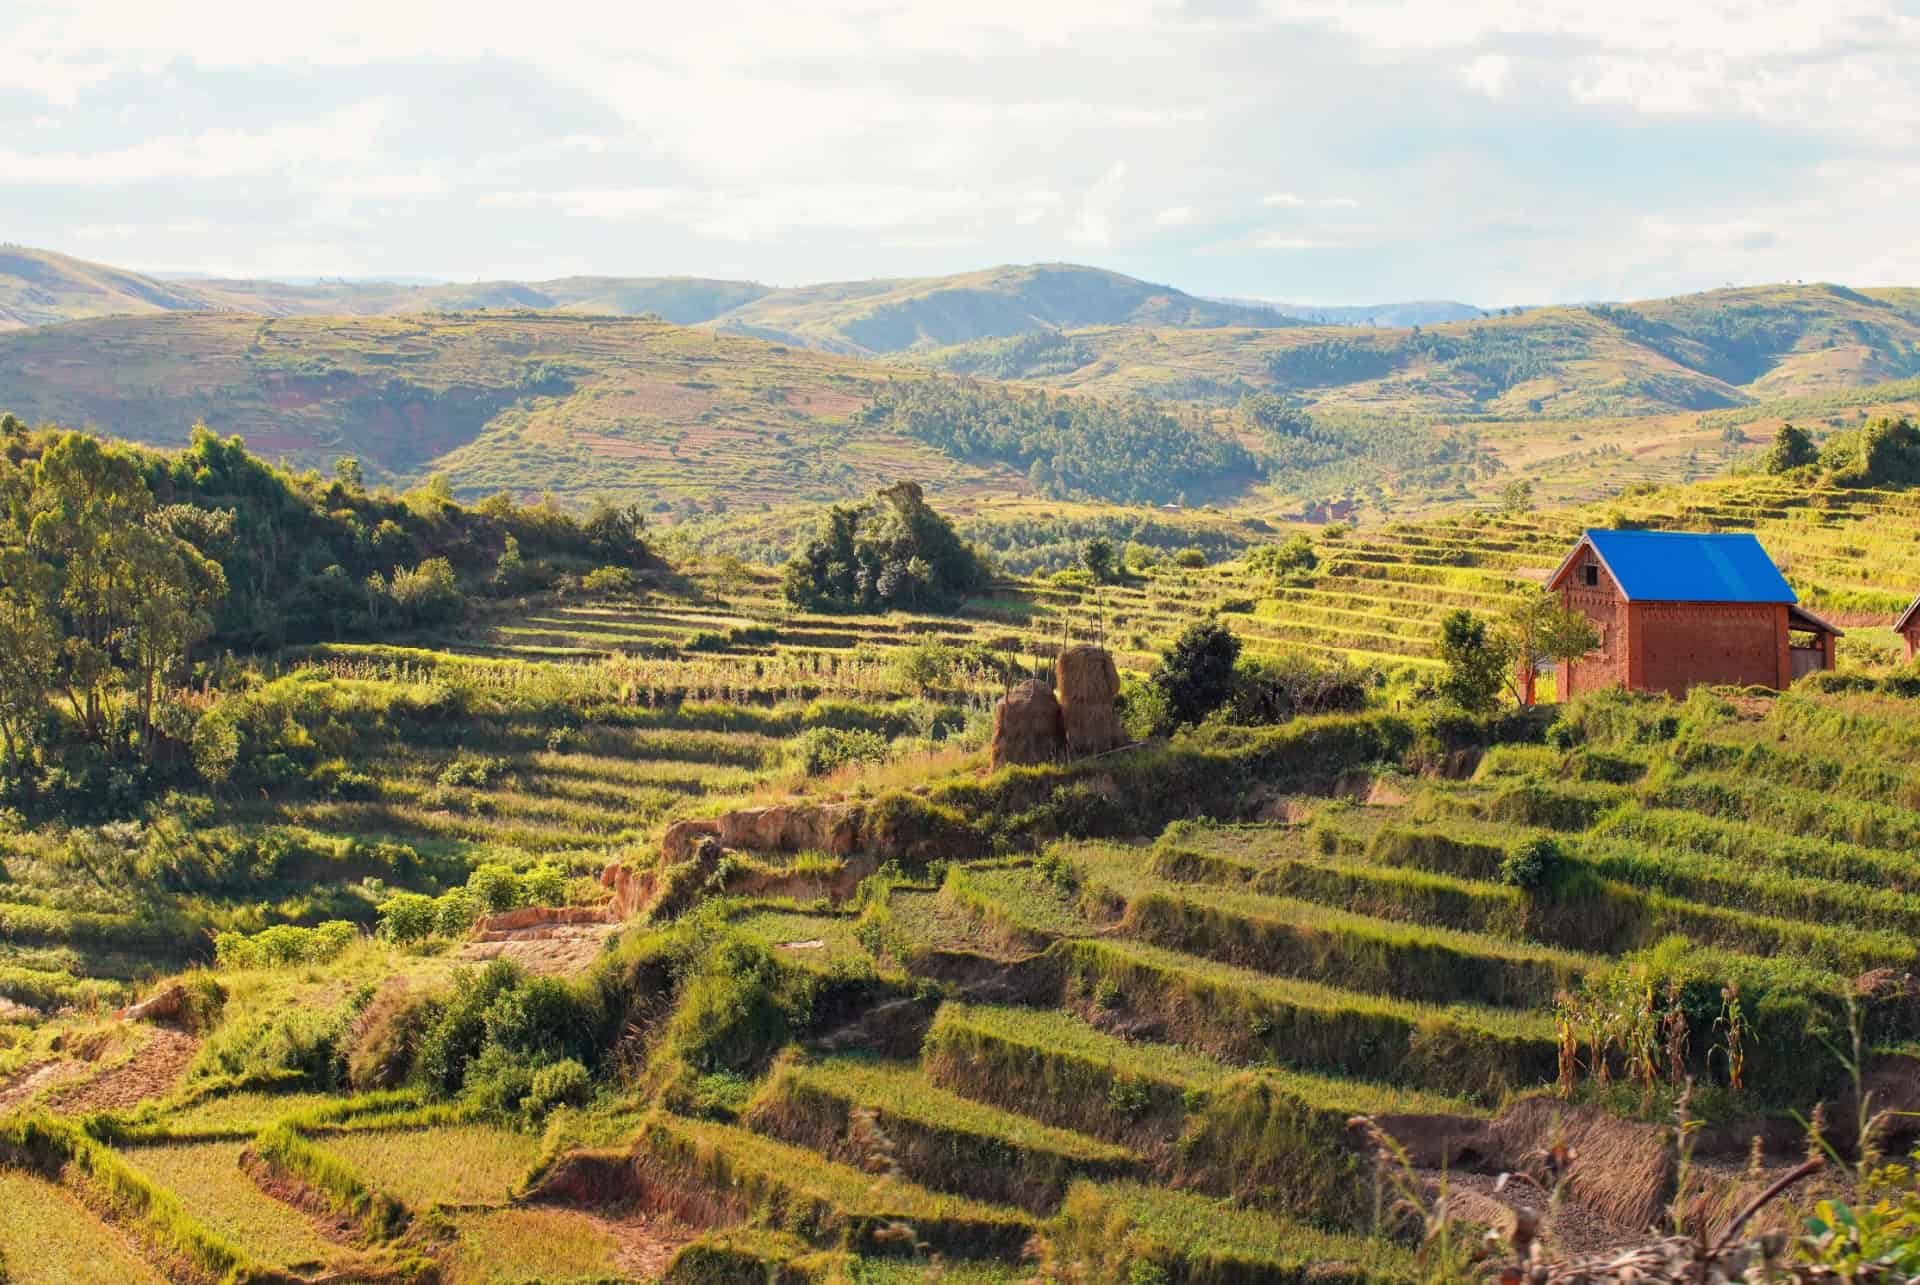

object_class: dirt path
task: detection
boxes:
[600,1210,696,1280]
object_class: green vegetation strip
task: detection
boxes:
[1053,1181,1414,1285]
[633,1113,1032,1258]
[744,1054,1136,1212]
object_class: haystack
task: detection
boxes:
[990,679,1067,769]
[1055,644,1124,756]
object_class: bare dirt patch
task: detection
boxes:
[46,1026,199,1114]
[459,923,618,976]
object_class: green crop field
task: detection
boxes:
[7,392,1920,1281]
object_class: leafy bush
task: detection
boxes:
[1436,609,1514,713]
[1498,835,1564,892]
[525,1057,592,1116]
[469,863,522,913]
[792,726,891,776]
[378,893,437,943]
[582,565,638,595]
[1152,618,1242,726]
[214,920,357,969]
[1229,652,1373,725]
[1244,533,1317,580]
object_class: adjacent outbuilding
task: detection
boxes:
[1547,529,1841,698]
[1895,594,1920,662]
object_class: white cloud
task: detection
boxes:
[1261,192,1306,207]
[0,104,387,184]
[1067,162,1129,247]
[1462,52,1509,97]
[1156,205,1197,227]
[1252,233,1351,250]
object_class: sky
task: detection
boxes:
[4,0,1919,308]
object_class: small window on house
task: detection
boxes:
[1584,564,1599,587]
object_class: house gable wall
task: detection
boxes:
[1557,545,1629,697]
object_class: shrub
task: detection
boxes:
[346,982,428,1091]
[469,863,522,913]
[792,726,891,776]
[1499,835,1564,892]
[1244,532,1317,579]
[525,1058,591,1117]
[434,887,482,937]
[377,892,437,943]
[582,565,638,595]
[781,480,986,612]
[437,754,505,789]
[213,920,358,969]
[1436,609,1514,713]
[1152,618,1242,726]
[521,864,568,906]
[1172,547,1208,568]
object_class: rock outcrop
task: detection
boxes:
[660,803,864,863]
[989,678,1067,769]
[1055,644,1125,756]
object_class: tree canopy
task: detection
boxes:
[862,380,1260,505]
[781,481,986,612]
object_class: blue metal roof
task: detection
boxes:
[1572,529,1797,604]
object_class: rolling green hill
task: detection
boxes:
[0,245,217,330]
[913,282,1920,418]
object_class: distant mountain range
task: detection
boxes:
[1206,297,1487,328]
[2,245,1303,354]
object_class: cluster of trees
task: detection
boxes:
[1435,592,1603,712]
[0,422,226,774]
[1263,328,1554,396]
[1761,416,1920,488]
[0,415,666,802]
[782,480,987,612]
[861,380,1261,505]
[928,330,1095,380]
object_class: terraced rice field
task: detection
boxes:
[117,1139,337,1270]
[0,1169,165,1285]
[320,1124,546,1209]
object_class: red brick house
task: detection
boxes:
[1547,530,1842,698]
[1895,594,1920,661]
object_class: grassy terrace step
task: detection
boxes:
[0,1168,167,1285]
[920,1002,1475,1226]
[1071,844,1591,1007]
[631,1114,1032,1258]
[1053,937,1558,1095]
[1643,769,1920,854]
[1054,1181,1415,1285]
[743,1054,1137,1213]
[1591,804,1920,895]
[1157,830,1909,974]
[116,1139,338,1271]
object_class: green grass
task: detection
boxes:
[440,1207,627,1284]
[116,1140,336,1270]
[0,1167,166,1285]
[1053,1181,1416,1284]
[633,1113,1033,1258]
[319,1125,545,1209]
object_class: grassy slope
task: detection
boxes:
[0,247,216,331]
[0,311,1018,505]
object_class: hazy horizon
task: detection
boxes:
[7,1,1919,307]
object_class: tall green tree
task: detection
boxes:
[1436,609,1515,713]
[12,432,226,758]
[1152,618,1242,726]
